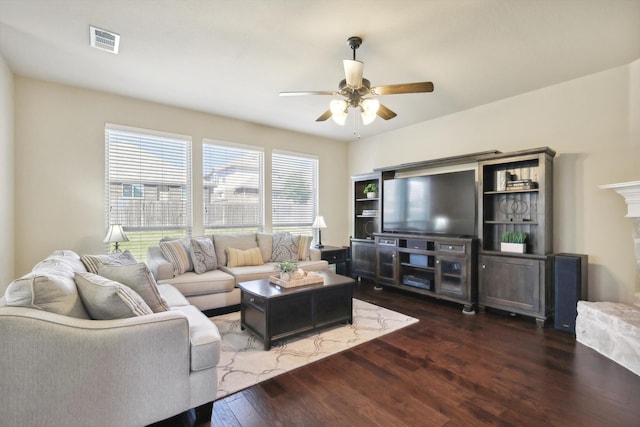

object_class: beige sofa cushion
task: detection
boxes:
[4,272,90,319]
[158,269,236,297]
[5,250,90,319]
[257,233,273,264]
[97,263,170,313]
[212,233,257,266]
[75,272,153,319]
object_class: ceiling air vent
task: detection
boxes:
[90,25,120,54]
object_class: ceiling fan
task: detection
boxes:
[279,36,434,126]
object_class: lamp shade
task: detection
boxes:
[103,224,129,243]
[329,99,348,126]
[312,216,327,229]
[360,98,380,125]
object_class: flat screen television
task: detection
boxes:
[382,170,476,236]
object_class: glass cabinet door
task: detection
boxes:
[436,256,467,299]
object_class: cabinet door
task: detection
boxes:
[479,255,544,315]
[436,255,468,299]
[350,240,376,279]
[376,245,396,284]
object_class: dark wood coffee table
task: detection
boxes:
[238,271,355,350]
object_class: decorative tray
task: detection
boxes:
[269,273,324,288]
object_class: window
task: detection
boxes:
[105,124,192,260]
[272,150,318,235]
[203,140,264,233]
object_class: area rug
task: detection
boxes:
[211,298,418,400]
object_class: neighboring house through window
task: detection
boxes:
[272,150,318,236]
[105,124,192,260]
[203,140,264,234]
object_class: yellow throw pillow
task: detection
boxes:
[297,235,313,261]
[226,247,264,267]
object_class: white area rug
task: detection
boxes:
[211,298,418,400]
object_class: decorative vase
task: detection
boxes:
[366,192,377,199]
[501,242,526,254]
[280,272,290,281]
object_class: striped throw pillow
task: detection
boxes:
[226,247,264,267]
[159,238,193,275]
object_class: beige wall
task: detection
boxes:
[349,60,640,305]
[12,77,349,278]
[0,54,14,293]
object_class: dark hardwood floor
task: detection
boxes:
[164,280,640,426]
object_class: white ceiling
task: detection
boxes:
[1,0,639,142]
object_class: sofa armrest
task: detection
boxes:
[147,245,175,280]
[309,247,322,261]
[0,307,192,426]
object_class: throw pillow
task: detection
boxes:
[4,272,90,319]
[190,236,217,274]
[75,272,153,320]
[80,250,137,274]
[159,238,193,275]
[297,235,313,261]
[212,233,258,267]
[96,263,169,313]
[226,247,264,268]
[271,232,300,262]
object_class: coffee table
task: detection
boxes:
[238,271,355,350]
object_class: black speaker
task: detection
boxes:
[554,253,588,333]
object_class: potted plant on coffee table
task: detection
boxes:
[274,260,298,281]
[363,183,378,199]
[500,231,527,254]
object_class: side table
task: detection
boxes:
[319,245,349,276]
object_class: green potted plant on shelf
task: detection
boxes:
[500,231,527,254]
[274,260,298,281]
[363,183,378,199]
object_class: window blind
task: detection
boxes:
[203,140,264,233]
[105,124,192,259]
[272,150,318,235]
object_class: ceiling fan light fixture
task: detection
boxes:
[360,98,380,125]
[330,99,348,125]
[343,59,363,88]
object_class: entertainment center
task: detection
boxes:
[351,147,556,326]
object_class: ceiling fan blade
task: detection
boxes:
[371,82,434,95]
[279,91,337,96]
[316,109,333,122]
[343,59,363,88]
[377,103,397,120]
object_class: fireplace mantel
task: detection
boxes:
[600,180,640,217]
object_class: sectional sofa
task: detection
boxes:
[146,232,329,312]
[0,250,219,427]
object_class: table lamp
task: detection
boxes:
[312,216,327,248]
[103,224,129,252]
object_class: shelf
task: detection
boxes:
[484,220,539,225]
[400,262,434,271]
[357,215,379,218]
[356,198,379,202]
[484,189,539,195]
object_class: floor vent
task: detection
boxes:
[90,25,120,54]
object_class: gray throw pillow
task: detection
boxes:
[190,236,217,274]
[96,263,169,313]
[4,273,90,319]
[75,272,153,320]
[80,250,137,274]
